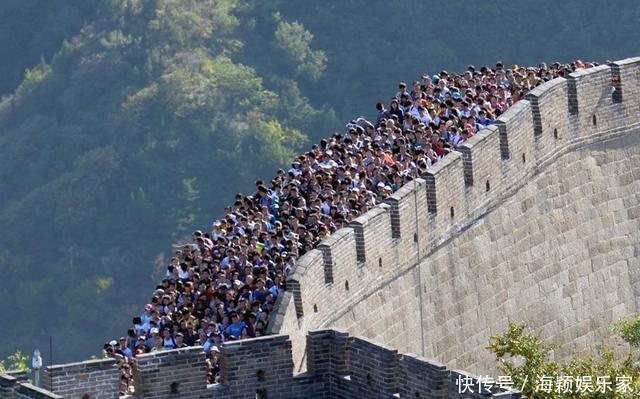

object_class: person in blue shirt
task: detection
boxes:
[250,279,269,303]
[268,274,283,298]
[476,109,494,131]
[118,337,133,359]
[203,332,223,354]
[224,313,247,339]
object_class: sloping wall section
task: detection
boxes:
[271,57,640,374]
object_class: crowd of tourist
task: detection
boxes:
[104,59,596,394]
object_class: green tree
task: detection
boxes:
[274,18,326,82]
[0,351,30,373]
[488,322,640,398]
[612,315,640,351]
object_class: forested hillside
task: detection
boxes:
[0,0,639,363]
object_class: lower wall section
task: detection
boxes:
[3,330,527,398]
[134,347,207,398]
[43,358,119,399]
[298,130,640,375]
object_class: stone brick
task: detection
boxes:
[43,358,119,399]
[525,77,569,163]
[133,347,207,399]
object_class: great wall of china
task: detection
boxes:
[1,56,639,398]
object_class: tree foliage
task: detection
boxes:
[612,315,640,350]
[274,18,326,82]
[488,322,640,398]
[0,351,30,373]
[0,0,327,363]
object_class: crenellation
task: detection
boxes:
[494,99,536,185]
[524,77,569,164]
[316,227,357,287]
[0,374,18,399]
[422,151,466,243]
[398,353,448,399]
[1,329,531,399]
[266,290,293,335]
[306,329,351,398]
[273,59,640,377]
[611,57,640,120]
[458,125,502,218]
[220,335,295,398]
[566,65,614,137]
[348,337,399,398]
[133,347,207,399]
[413,177,431,256]
[4,371,29,384]
[16,384,64,399]
[349,203,392,270]
[1,373,65,399]
[385,179,425,271]
[286,248,323,319]
[43,358,119,399]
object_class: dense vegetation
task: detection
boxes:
[0,0,639,363]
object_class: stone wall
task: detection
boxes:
[218,335,296,398]
[1,373,63,399]
[301,328,524,399]
[2,329,528,398]
[42,358,119,399]
[133,346,207,399]
[419,132,640,373]
[276,56,640,374]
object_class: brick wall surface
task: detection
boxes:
[398,354,448,399]
[43,358,119,399]
[133,346,207,399]
[458,125,503,219]
[525,77,569,162]
[611,57,640,117]
[219,334,295,398]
